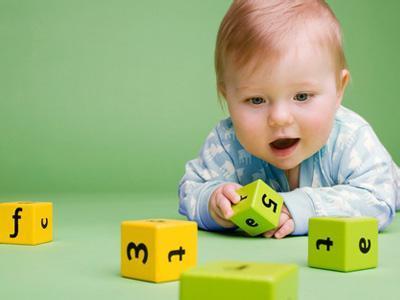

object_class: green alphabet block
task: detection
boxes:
[229,179,283,236]
[180,261,298,300]
[308,217,378,272]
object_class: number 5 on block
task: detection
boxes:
[229,179,283,236]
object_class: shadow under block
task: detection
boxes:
[180,261,298,300]
[230,179,283,236]
[308,217,378,272]
[0,201,53,245]
[121,219,197,283]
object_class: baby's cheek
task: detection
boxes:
[235,123,266,154]
[236,126,259,147]
[305,113,334,140]
[235,118,264,139]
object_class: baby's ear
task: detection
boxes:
[336,69,350,107]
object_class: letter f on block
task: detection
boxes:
[10,207,23,238]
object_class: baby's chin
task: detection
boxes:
[247,151,300,171]
[252,149,307,171]
[268,159,301,172]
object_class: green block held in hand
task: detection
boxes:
[229,179,283,236]
[308,217,378,272]
[180,261,298,300]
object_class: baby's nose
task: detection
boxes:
[267,102,294,127]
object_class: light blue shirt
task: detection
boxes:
[178,106,400,235]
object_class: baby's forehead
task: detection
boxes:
[229,22,339,70]
[229,40,337,76]
[223,46,340,93]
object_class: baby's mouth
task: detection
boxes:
[270,138,300,150]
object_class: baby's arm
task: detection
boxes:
[178,124,241,231]
[284,125,397,235]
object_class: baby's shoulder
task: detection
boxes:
[209,118,250,159]
[329,106,372,146]
[213,117,237,142]
[324,106,377,166]
[334,106,370,133]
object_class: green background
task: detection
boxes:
[0,0,399,194]
[0,2,399,299]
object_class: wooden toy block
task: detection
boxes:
[180,261,298,300]
[121,219,197,283]
[308,217,378,272]
[0,201,53,245]
[229,179,283,236]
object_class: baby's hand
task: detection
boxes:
[209,182,242,228]
[263,205,294,239]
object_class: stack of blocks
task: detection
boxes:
[120,219,197,282]
[230,179,283,236]
[308,217,378,272]
[0,201,53,245]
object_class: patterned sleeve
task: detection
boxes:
[178,123,239,231]
[284,125,397,235]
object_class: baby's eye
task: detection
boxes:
[293,93,311,102]
[248,97,265,105]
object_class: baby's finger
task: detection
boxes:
[209,200,235,228]
[263,229,277,238]
[274,219,295,239]
[263,211,290,238]
[278,208,290,225]
[216,196,234,219]
[222,183,242,204]
[210,192,226,219]
[281,204,291,216]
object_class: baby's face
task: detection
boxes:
[223,45,348,171]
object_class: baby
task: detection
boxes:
[179,0,400,238]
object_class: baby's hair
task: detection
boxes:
[215,0,347,98]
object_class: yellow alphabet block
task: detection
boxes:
[121,219,197,283]
[0,202,53,245]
